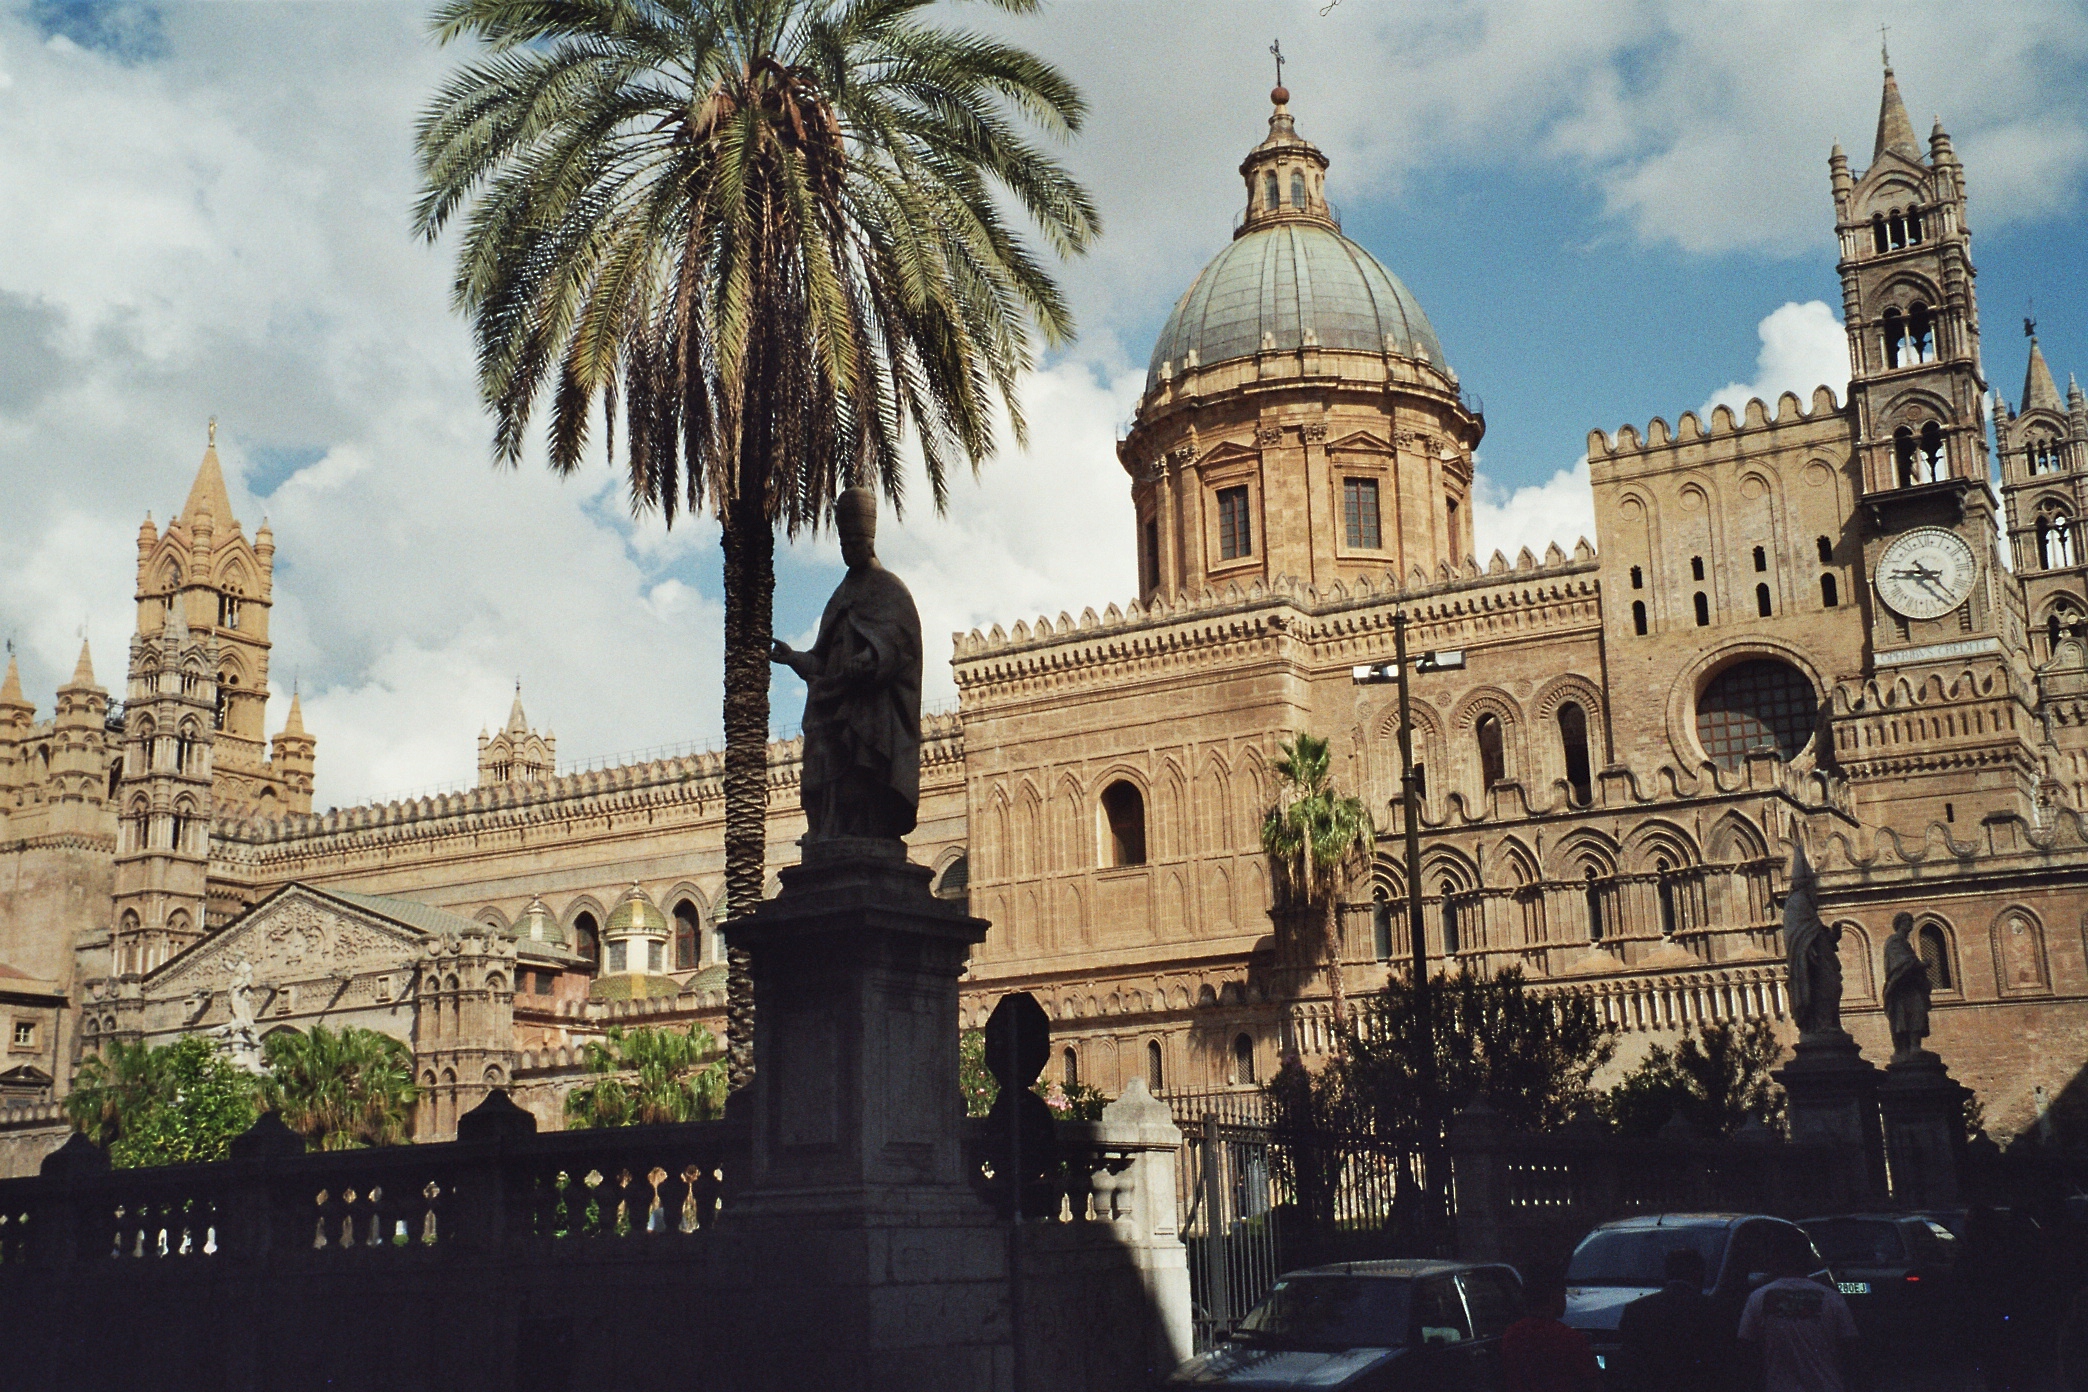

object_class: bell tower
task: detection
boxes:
[1831,61,2024,664]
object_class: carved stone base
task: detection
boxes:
[1878,1050,1970,1208]
[1773,1030,1886,1204]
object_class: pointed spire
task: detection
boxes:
[1874,62,1923,164]
[2070,373,2085,411]
[180,424,238,533]
[2026,338,2064,414]
[507,682,529,734]
[282,689,307,736]
[67,640,95,689]
[0,653,27,711]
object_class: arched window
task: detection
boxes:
[1883,308,1906,369]
[673,899,700,970]
[2039,511,2076,569]
[2029,435,2062,473]
[1816,536,1833,564]
[1290,171,1305,207]
[1752,546,1766,572]
[1232,1033,1256,1085]
[1821,574,1840,608]
[1372,885,1393,960]
[1147,1040,1165,1094]
[1655,858,1678,937]
[1632,601,1648,636]
[933,853,970,902]
[1558,702,1592,807]
[170,809,189,853]
[1693,592,1710,627]
[1920,422,1945,480]
[1907,303,1934,363]
[174,730,195,773]
[1062,1046,1079,1088]
[1871,214,1888,254]
[1100,781,1146,867]
[573,912,600,972]
[1630,565,1643,589]
[1756,583,1773,617]
[1439,879,1460,956]
[1917,924,1953,990]
[1584,867,1604,942]
[1888,212,1906,249]
[1907,209,1924,243]
[1695,659,1818,769]
[1895,427,1918,486]
[212,686,227,732]
[217,593,241,630]
[1263,171,1278,208]
[1475,714,1506,788]
[1690,556,1705,582]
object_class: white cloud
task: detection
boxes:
[1701,301,1850,419]
[1471,459,1597,565]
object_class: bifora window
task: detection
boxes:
[1217,486,1252,561]
[1694,659,1818,769]
[1342,477,1382,549]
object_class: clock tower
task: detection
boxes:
[1826,61,2041,827]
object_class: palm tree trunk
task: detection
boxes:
[1322,896,1349,1054]
[719,454,774,1095]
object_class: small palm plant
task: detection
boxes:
[414,0,1099,1092]
[261,1026,420,1151]
[565,1024,729,1128]
[1261,733,1375,1046]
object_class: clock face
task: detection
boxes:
[1876,527,1978,621]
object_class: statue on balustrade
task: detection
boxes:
[1783,841,1844,1036]
[1882,912,1933,1060]
[771,486,923,842]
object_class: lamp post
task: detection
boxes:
[1353,611,1463,1246]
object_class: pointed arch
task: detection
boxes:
[1705,810,1769,864]
[1622,820,1699,873]
[1992,906,2051,994]
[1198,752,1235,853]
[1013,780,1044,879]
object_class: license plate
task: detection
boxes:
[1838,1281,1870,1295]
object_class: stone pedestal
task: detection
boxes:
[1773,1030,1886,1205]
[1878,1050,1970,1208]
[719,838,1011,1391]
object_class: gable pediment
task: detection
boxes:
[1196,440,1262,470]
[1327,429,1394,454]
[149,885,427,998]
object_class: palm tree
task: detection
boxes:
[565,1024,729,1127]
[1261,733,1374,1045]
[261,1026,420,1151]
[414,0,1098,1090]
[65,1038,162,1149]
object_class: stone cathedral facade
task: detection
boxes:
[1,62,2085,1160]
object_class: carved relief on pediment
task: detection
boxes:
[152,890,423,997]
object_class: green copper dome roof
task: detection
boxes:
[1145,223,1446,394]
[605,886,667,938]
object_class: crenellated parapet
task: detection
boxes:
[1586,387,1847,468]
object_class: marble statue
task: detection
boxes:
[771,487,923,841]
[1783,841,1843,1035]
[1882,912,1933,1059]
[215,958,267,1074]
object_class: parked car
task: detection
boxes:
[1562,1213,1827,1370]
[1798,1213,1961,1347]
[1165,1260,1525,1389]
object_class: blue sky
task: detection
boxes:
[0,1,2084,808]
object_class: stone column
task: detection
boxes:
[1772,1031,1886,1206]
[721,837,1009,1391]
[1877,1050,1970,1208]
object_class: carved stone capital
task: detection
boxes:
[1255,425,1284,447]
[1303,422,1329,443]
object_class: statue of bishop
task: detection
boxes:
[771,487,923,842]
[1783,840,1844,1036]
[1882,912,1933,1060]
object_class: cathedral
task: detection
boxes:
[1,61,2084,1164]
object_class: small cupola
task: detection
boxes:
[1237,85,1334,236]
[600,883,669,977]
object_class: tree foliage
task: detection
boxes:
[565,1024,729,1128]
[1603,1020,1786,1138]
[414,0,1099,1092]
[260,1026,420,1151]
[958,1027,1107,1120]
[1261,733,1374,1040]
[1291,967,1616,1137]
[66,1036,261,1168]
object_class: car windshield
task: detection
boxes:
[1232,1276,1412,1352]
[1806,1219,1907,1267]
[1567,1226,1728,1288]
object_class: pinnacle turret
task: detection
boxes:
[0,653,28,713]
[65,639,95,690]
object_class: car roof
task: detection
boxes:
[1282,1260,1507,1279]
[1587,1213,1765,1232]
[1798,1213,1923,1223]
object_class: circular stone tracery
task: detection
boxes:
[1694,659,1819,769]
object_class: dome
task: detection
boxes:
[515,896,565,945]
[604,885,667,939]
[1145,222,1446,395]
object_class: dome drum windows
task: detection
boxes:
[1341,476,1383,550]
[1694,659,1819,770]
[1214,484,1254,564]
